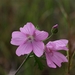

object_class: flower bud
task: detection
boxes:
[51,24,58,34]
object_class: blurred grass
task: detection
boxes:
[0,0,75,75]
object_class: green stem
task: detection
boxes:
[44,33,53,41]
[14,54,30,75]
[67,50,71,75]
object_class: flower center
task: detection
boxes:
[28,35,34,42]
[47,48,53,56]
[48,48,52,53]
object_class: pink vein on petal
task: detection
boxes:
[16,41,32,56]
[32,41,44,57]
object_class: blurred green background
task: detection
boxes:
[0,0,75,75]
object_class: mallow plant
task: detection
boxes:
[10,22,68,75]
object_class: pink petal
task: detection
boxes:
[53,39,68,46]
[50,52,62,67]
[54,52,68,62]
[52,24,58,28]
[46,42,55,50]
[35,30,49,41]
[16,41,32,56]
[47,39,68,51]
[11,31,27,46]
[20,22,36,35]
[32,41,44,57]
[11,38,25,46]
[45,53,56,68]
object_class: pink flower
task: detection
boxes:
[10,22,48,57]
[45,39,68,68]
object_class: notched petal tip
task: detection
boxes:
[16,53,21,56]
[26,22,34,25]
[20,22,36,35]
[48,63,57,68]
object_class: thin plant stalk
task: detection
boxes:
[14,54,30,75]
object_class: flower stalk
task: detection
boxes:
[14,54,30,75]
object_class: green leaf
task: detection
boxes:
[34,55,45,70]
